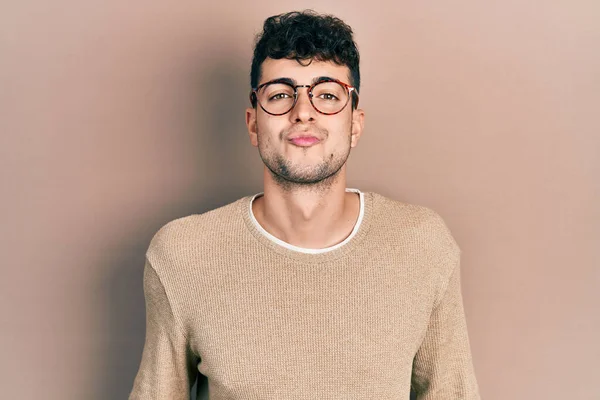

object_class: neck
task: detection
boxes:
[252,165,360,249]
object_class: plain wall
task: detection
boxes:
[1,1,598,399]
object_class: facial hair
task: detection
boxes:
[256,123,353,192]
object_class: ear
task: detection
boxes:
[350,108,365,148]
[246,107,258,147]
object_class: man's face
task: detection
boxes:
[246,58,364,188]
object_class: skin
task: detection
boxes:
[245,58,365,249]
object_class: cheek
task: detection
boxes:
[257,118,286,140]
[324,118,352,141]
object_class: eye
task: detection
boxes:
[319,93,339,101]
[269,92,292,101]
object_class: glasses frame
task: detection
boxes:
[250,78,359,116]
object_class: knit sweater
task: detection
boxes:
[129,189,480,399]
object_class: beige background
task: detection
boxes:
[1,1,599,399]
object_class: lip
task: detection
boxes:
[288,136,321,147]
[287,132,322,147]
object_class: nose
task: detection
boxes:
[288,86,316,123]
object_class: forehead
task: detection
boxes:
[259,58,351,85]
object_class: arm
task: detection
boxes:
[411,258,481,399]
[129,259,199,400]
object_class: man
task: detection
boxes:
[130,10,480,400]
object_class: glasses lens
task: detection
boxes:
[257,83,295,115]
[311,81,349,114]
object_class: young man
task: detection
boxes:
[130,10,480,399]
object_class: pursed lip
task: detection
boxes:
[286,132,322,141]
[287,135,322,147]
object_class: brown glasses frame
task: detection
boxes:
[249,78,359,116]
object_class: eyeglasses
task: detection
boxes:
[250,78,359,116]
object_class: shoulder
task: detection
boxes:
[369,191,460,260]
[145,197,245,268]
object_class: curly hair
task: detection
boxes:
[250,10,360,109]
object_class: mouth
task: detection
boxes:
[287,133,322,147]
[288,137,321,147]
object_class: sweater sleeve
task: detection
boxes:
[129,259,199,400]
[411,258,481,399]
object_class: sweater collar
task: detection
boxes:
[240,189,376,264]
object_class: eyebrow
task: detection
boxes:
[261,76,337,86]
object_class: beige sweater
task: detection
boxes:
[130,190,480,399]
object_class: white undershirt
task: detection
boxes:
[248,188,365,254]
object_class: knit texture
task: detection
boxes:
[129,191,480,399]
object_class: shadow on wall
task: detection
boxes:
[95,49,258,400]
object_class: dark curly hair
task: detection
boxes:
[250,10,360,109]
